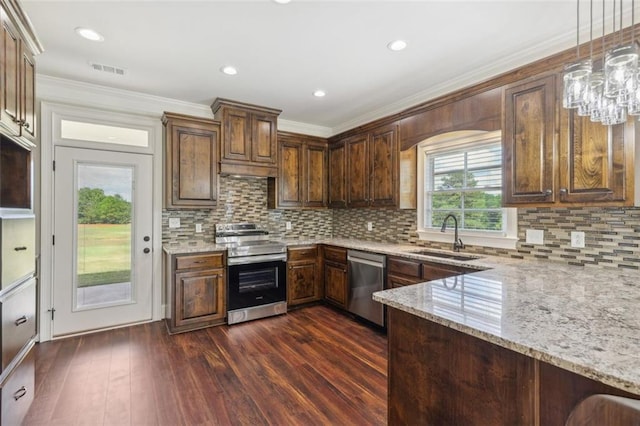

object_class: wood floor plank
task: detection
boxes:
[25,305,387,426]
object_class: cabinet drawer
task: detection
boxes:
[387,274,422,289]
[175,253,224,270]
[1,277,36,371]
[323,246,347,264]
[388,257,422,279]
[1,216,35,289]
[422,262,464,281]
[288,245,317,261]
[1,349,34,426]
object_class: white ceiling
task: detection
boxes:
[21,1,620,135]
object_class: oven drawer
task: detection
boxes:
[1,277,36,371]
[175,253,224,271]
[1,216,35,289]
[288,245,317,261]
[1,349,34,426]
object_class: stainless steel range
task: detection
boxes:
[215,223,287,325]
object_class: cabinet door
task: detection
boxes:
[304,141,328,207]
[287,260,319,306]
[503,74,556,205]
[251,112,277,165]
[346,134,370,207]
[559,110,631,204]
[168,123,218,207]
[278,138,304,208]
[324,261,347,308]
[370,123,398,207]
[0,10,21,135]
[329,142,347,208]
[222,107,251,162]
[175,268,225,327]
[19,43,36,142]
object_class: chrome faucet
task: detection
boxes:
[440,213,464,252]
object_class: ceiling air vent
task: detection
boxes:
[90,62,125,76]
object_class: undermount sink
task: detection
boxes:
[408,249,481,261]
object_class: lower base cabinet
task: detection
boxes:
[322,246,347,308]
[287,246,322,307]
[165,252,226,334]
[1,347,34,426]
[388,307,638,425]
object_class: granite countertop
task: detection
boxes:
[374,260,640,396]
[162,237,640,394]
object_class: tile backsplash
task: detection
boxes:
[163,178,640,270]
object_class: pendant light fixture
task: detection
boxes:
[563,0,638,126]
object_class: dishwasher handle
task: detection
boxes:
[347,255,386,269]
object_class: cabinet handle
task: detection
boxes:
[14,246,27,251]
[13,386,27,401]
[14,315,28,326]
[544,189,553,196]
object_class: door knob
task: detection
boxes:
[143,248,150,254]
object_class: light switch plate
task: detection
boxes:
[525,229,544,245]
[285,221,292,230]
[195,223,203,233]
[168,218,180,229]
[367,222,373,231]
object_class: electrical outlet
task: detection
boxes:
[571,231,585,248]
[367,222,373,231]
[525,229,544,245]
[285,221,292,230]
[195,223,203,233]
[168,218,180,229]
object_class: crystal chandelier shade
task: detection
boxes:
[562,0,638,126]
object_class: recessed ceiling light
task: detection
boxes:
[387,40,407,51]
[75,27,104,42]
[273,0,291,4]
[220,65,238,76]
[313,89,326,98]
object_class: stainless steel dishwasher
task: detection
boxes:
[347,250,386,327]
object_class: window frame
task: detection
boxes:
[416,130,518,250]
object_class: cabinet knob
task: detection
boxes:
[559,188,568,195]
[23,122,30,129]
[544,189,553,196]
[143,248,151,254]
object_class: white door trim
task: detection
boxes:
[39,101,163,342]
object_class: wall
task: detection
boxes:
[332,207,640,271]
[162,175,333,245]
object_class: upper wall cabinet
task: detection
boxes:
[328,140,347,208]
[335,122,399,208]
[163,112,220,209]
[267,132,328,209]
[503,73,638,207]
[211,98,281,178]
[0,3,42,148]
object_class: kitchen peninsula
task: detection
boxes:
[373,259,640,424]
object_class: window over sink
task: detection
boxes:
[417,130,517,250]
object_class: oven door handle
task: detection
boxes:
[227,253,287,265]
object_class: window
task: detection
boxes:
[417,130,517,250]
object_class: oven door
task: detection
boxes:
[227,259,286,311]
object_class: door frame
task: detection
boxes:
[39,101,163,341]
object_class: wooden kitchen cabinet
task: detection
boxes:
[267,132,328,209]
[332,121,399,208]
[0,5,41,147]
[287,245,322,307]
[328,140,347,208]
[163,112,220,209]
[322,245,347,308]
[503,73,637,207]
[211,98,281,178]
[387,255,476,289]
[165,251,226,334]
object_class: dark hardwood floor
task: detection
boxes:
[24,305,388,426]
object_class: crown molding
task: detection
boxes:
[330,31,575,136]
[36,75,332,137]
